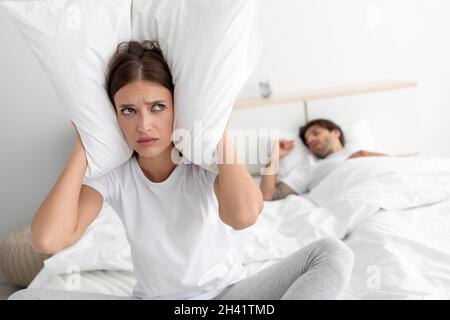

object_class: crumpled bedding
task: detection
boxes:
[29,156,450,299]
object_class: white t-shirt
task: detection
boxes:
[82,156,246,300]
[281,149,353,194]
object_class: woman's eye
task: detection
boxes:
[152,104,166,112]
[121,108,135,115]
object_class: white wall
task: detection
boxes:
[231,0,450,158]
[1,0,449,242]
[0,5,75,242]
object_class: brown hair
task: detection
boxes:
[106,40,174,107]
[299,119,345,147]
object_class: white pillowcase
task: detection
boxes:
[2,0,261,177]
[1,0,133,179]
[131,0,261,172]
[342,118,377,152]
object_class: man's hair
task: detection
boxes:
[299,119,345,147]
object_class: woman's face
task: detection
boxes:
[113,80,174,159]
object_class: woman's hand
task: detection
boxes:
[262,139,294,171]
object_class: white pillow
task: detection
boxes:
[276,131,311,179]
[131,0,262,172]
[1,0,133,179]
[342,118,377,152]
[3,0,261,176]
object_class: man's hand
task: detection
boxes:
[348,150,386,159]
[263,139,294,171]
[278,139,295,159]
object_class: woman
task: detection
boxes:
[9,41,354,300]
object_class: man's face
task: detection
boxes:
[304,125,341,159]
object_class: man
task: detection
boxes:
[260,119,385,201]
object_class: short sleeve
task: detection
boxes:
[82,172,113,203]
[280,164,312,195]
[191,164,218,189]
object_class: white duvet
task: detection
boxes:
[29,156,450,299]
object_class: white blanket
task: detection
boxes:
[341,200,450,299]
[29,156,450,299]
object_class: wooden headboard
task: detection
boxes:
[234,80,418,122]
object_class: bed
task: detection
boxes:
[26,155,450,299]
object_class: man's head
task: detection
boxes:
[299,119,345,159]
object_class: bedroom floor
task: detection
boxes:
[0,271,22,300]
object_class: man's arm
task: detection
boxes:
[259,170,277,200]
[260,165,298,201]
[272,181,297,201]
[348,150,387,159]
[260,139,297,201]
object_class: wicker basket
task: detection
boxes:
[0,227,52,287]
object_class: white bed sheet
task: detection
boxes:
[28,156,450,299]
[340,200,450,299]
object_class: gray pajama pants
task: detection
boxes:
[9,237,354,300]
